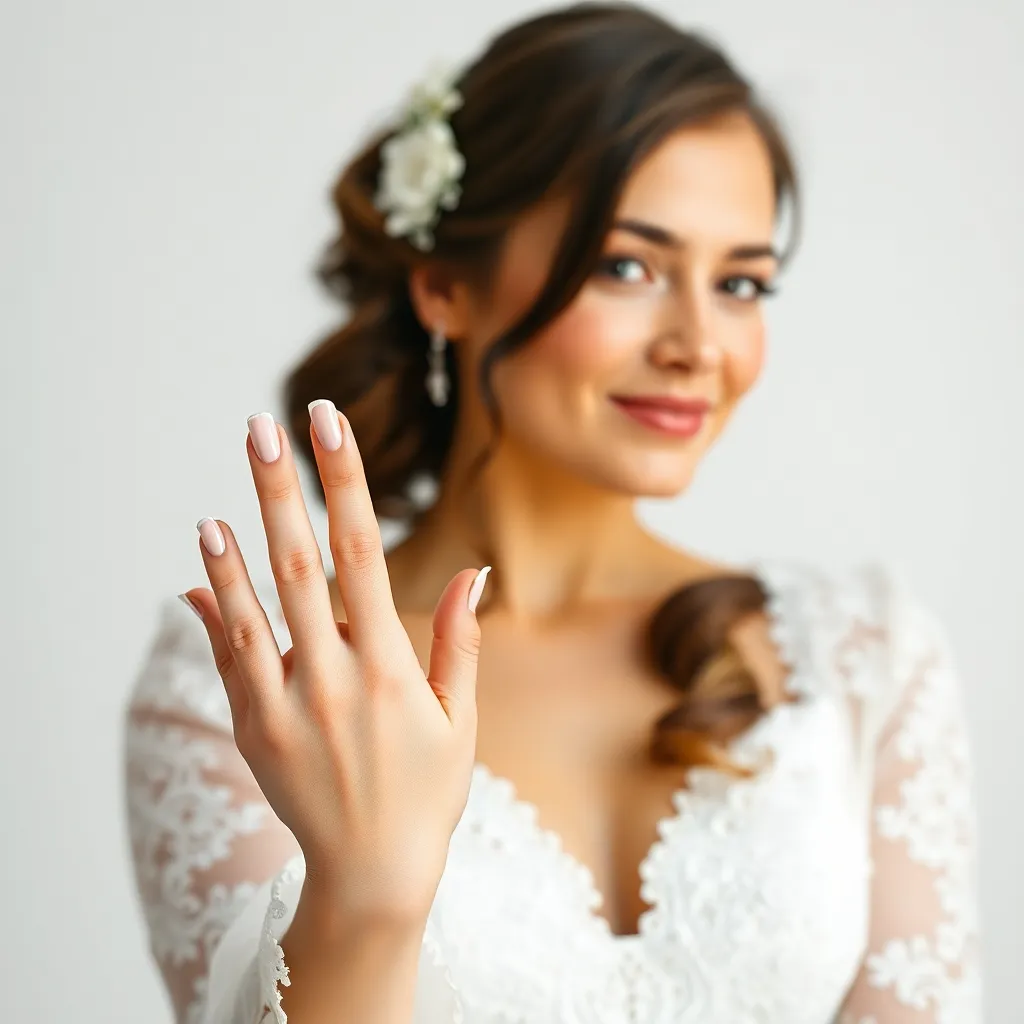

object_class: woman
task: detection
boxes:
[123,3,982,1022]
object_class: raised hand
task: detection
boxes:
[179,400,490,927]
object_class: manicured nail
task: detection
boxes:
[178,593,204,621]
[308,399,344,451]
[197,517,226,556]
[467,565,492,614]
[247,411,281,463]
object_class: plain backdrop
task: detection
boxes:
[2,0,1021,1021]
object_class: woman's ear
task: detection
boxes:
[408,263,474,340]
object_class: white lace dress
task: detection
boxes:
[123,558,983,1024]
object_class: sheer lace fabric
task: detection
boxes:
[123,560,982,1023]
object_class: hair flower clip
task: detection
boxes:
[373,61,466,252]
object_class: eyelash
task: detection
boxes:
[595,255,779,301]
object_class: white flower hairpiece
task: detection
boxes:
[373,61,466,252]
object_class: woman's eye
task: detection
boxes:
[721,276,779,302]
[596,255,651,284]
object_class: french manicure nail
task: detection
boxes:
[247,411,281,463]
[468,565,492,614]
[197,517,226,556]
[178,593,204,621]
[308,399,344,451]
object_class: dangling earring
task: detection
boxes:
[426,322,450,407]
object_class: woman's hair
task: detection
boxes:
[283,0,802,774]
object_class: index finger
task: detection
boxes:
[308,400,403,659]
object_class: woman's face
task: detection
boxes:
[459,110,780,498]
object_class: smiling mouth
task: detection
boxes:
[609,396,711,439]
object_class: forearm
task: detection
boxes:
[276,885,427,1024]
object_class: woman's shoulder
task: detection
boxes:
[749,553,927,630]
[747,555,954,712]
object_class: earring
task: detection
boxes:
[426,322,450,407]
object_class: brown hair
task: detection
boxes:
[283,1,802,774]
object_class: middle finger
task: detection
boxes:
[307,398,404,661]
[246,410,337,667]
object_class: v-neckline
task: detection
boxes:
[262,558,815,942]
[464,558,812,944]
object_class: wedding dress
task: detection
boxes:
[123,558,983,1024]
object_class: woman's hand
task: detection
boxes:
[180,400,490,928]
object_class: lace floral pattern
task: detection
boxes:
[251,851,465,1024]
[124,585,299,1024]
[844,590,983,1021]
[256,855,303,1023]
[124,718,266,992]
[123,560,982,1023]
[432,640,872,1023]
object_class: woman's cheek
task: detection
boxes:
[725,325,766,397]
[529,295,642,379]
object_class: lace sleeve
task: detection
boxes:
[836,582,983,1023]
[124,591,465,1024]
[123,594,302,1023]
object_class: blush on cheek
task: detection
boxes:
[529,293,643,379]
[535,310,602,373]
[727,328,766,397]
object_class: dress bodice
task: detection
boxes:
[123,558,983,1024]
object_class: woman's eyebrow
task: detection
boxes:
[611,217,780,262]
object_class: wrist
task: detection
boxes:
[278,880,428,1023]
[298,861,434,943]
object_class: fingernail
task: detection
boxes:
[308,399,344,452]
[197,517,226,556]
[247,411,281,463]
[178,593,204,621]
[467,565,492,614]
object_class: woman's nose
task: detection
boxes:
[650,322,724,372]
[650,284,723,371]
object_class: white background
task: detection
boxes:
[2,0,1021,1020]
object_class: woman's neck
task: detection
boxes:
[381,438,712,625]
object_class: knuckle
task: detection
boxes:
[231,719,254,758]
[225,615,264,656]
[210,569,244,598]
[247,703,288,755]
[272,547,324,588]
[305,684,344,730]
[361,652,409,700]
[319,458,361,491]
[452,629,482,663]
[213,649,237,681]
[331,530,381,573]
[260,474,295,504]
[366,670,404,701]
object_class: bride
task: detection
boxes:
[123,3,982,1022]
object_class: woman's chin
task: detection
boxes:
[602,460,699,500]
[638,476,695,499]
[543,442,701,499]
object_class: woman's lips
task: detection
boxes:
[610,396,711,438]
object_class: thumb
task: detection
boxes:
[426,566,491,726]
